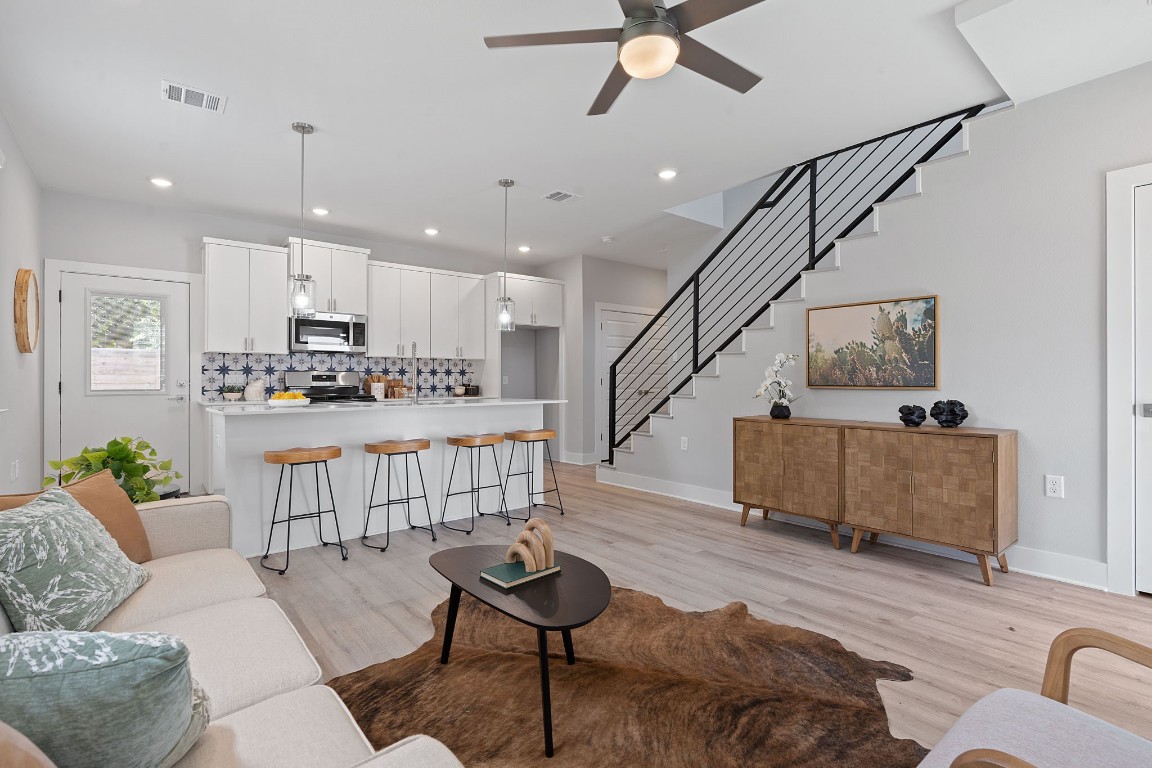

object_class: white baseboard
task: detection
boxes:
[596,468,1109,590]
[561,451,601,466]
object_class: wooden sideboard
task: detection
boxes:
[733,416,1018,585]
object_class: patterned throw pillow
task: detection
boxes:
[0,488,149,631]
[0,631,209,768]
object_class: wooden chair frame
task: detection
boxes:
[948,627,1152,768]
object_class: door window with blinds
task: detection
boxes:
[88,292,168,393]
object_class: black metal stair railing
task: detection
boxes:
[608,104,986,463]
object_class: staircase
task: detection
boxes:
[607,104,995,464]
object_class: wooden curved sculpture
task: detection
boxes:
[524,518,555,568]
[503,519,556,572]
[505,542,538,572]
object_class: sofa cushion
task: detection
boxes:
[96,549,265,632]
[0,630,209,768]
[176,685,372,768]
[0,488,149,631]
[918,688,1152,767]
[0,720,57,768]
[0,470,152,563]
[139,597,321,718]
[352,735,466,768]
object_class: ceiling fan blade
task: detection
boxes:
[618,0,657,18]
[588,62,632,115]
[669,0,768,33]
[484,28,621,48]
[675,34,761,93]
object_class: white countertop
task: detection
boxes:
[201,398,564,416]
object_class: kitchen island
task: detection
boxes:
[201,398,564,557]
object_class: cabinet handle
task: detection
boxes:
[909,475,914,495]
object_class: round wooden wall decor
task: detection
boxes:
[14,268,39,353]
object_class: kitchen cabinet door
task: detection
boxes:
[843,428,913,535]
[399,269,431,357]
[458,276,485,359]
[204,243,251,352]
[368,265,402,357]
[501,276,533,314]
[291,243,333,312]
[531,280,563,326]
[248,248,289,354]
[429,273,460,358]
[329,248,368,315]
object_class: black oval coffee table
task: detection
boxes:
[429,545,611,758]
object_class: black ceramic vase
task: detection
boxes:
[898,404,926,427]
[769,404,791,420]
[930,400,968,428]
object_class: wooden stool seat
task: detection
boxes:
[365,439,431,455]
[264,446,342,465]
[446,434,504,448]
[504,429,557,442]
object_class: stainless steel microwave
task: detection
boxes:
[288,312,367,353]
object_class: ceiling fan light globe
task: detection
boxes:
[618,23,679,79]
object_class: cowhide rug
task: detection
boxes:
[329,587,927,767]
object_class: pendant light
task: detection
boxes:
[289,122,316,319]
[495,178,516,332]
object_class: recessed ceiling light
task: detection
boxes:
[150,177,173,188]
[518,245,531,253]
[424,228,439,236]
[312,208,329,216]
[657,169,677,180]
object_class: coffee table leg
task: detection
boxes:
[537,629,554,758]
[440,584,462,665]
[561,629,575,665]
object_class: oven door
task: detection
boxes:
[290,314,352,352]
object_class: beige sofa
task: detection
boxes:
[1,494,463,768]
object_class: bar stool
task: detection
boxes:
[503,429,565,517]
[361,438,436,552]
[440,434,513,533]
[260,446,348,575]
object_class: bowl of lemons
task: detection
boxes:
[267,392,311,408]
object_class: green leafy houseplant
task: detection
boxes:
[43,436,182,504]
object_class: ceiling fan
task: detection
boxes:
[484,0,767,115]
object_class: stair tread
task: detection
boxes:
[916,150,969,169]
[874,192,922,208]
[651,413,674,419]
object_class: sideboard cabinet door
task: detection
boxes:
[733,420,783,510]
[780,425,840,522]
[911,434,996,551]
[843,428,914,536]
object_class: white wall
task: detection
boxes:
[539,256,584,461]
[0,107,42,492]
[610,60,1152,588]
[40,190,510,277]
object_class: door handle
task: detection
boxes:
[168,395,186,402]
[1142,404,1152,417]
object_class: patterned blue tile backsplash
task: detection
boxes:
[201,352,477,401]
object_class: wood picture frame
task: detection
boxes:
[806,295,937,389]
[14,267,39,353]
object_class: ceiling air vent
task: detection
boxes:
[543,190,580,203]
[161,80,227,114]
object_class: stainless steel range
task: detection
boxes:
[283,371,374,403]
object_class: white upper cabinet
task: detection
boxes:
[288,239,369,315]
[204,239,288,354]
[430,274,487,359]
[368,264,431,357]
[399,269,431,357]
[497,274,563,327]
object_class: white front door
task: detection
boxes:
[596,306,658,461]
[1135,185,1152,593]
[55,273,191,488]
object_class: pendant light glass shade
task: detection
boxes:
[495,179,516,332]
[290,122,317,319]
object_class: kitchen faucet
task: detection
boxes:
[411,342,419,405]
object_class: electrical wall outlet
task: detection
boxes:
[9,460,19,482]
[502,376,509,385]
[680,437,689,451]
[1044,474,1065,498]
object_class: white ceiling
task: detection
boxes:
[0,1,1005,270]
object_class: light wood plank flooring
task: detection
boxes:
[253,463,1152,749]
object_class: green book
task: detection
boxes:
[480,561,561,589]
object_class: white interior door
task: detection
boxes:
[57,273,191,488]
[1135,185,1152,593]
[596,306,657,460]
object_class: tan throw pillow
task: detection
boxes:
[0,470,153,563]
[0,721,57,768]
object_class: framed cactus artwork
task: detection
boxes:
[806,295,937,389]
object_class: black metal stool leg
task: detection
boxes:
[362,454,392,552]
[415,453,437,541]
[323,460,349,560]
[492,443,519,522]
[260,465,288,574]
[440,446,476,534]
[283,465,294,573]
[545,440,564,515]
